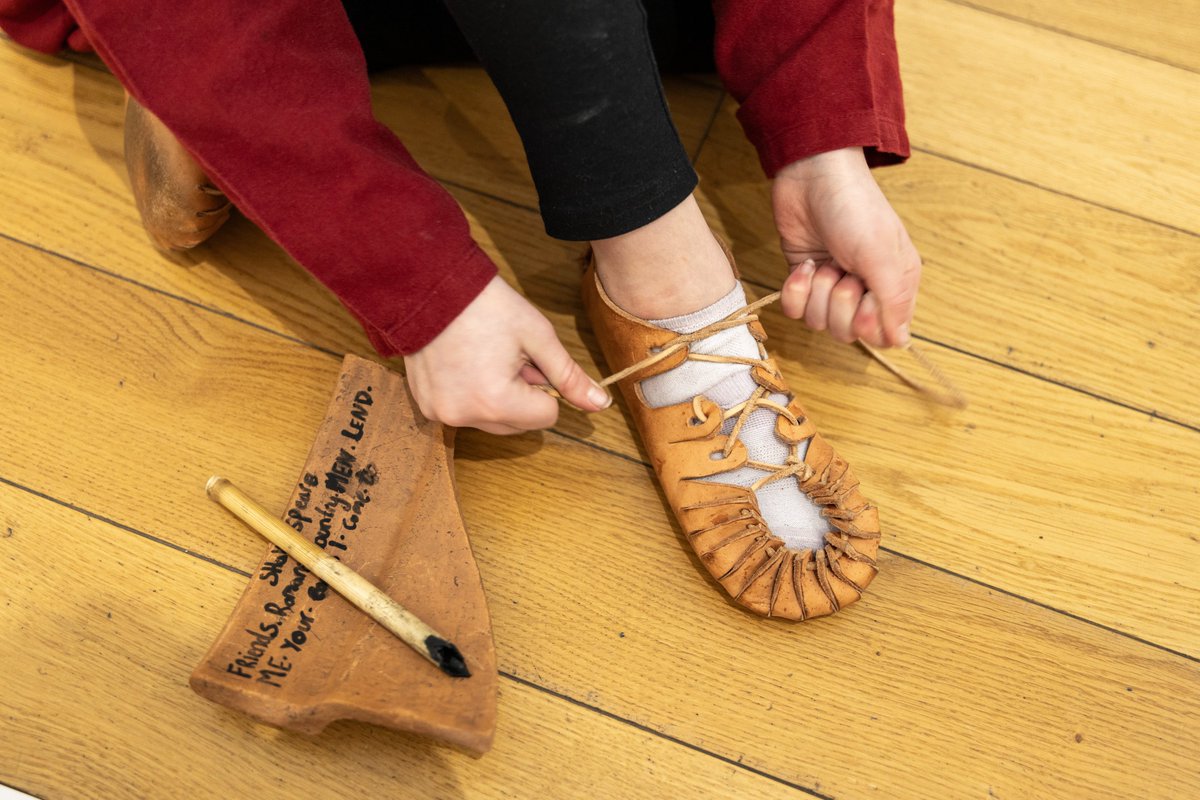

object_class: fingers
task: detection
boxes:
[403,275,615,436]
[413,373,560,434]
[864,247,921,347]
[796,253,920,347]
[780,259,816,319]
[519,363,549,387]
[803,263,842,332]
[853,292,887,347]
[791,264,885,346]
[827,274,865,343]
[523,321,611,413]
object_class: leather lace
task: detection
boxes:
[544,289,966,410]
[196,184,232,218]
[546,286,959,614]
[595,291,816,491]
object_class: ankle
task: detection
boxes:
[591,195,737,319]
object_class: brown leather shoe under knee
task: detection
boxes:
[124,93,232,251]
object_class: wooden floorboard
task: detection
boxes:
[0,239,1197,799]
[696,97,1200,430]
[0,42,719,357]
[0,482,798,800]
[4,158,1198,658]
[950,0,1200,71]
[2,54,1198,652]
[897,0,1200,233]
[3,1,1199,796]
[488,197,1200,656]
[7,41,1198,432]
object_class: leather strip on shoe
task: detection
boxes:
[579,240,881,620]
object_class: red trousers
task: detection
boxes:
[1,0,908,356]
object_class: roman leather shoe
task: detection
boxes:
[580,244,881,620]
[124,93,231,251]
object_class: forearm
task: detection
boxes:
[61,0,496,355]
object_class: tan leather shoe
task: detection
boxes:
[581,244,880,620]
[123,93,232,251]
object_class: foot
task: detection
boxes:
[585,198,879,618]
[582,242,879,619]
[591,195,736,319]
[123,93,232,251]
[592,195,830,551]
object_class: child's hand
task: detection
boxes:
[403,274,611,434]
[771,147,921,347]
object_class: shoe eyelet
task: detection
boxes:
[689,416,703,426]
[709,451,727,461]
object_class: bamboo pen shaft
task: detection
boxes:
[206,476,469,678]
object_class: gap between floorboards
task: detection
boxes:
[3,227,1197,662]
[1,231,1198,666]
[0,470,829,799]
[941,0,1200,74]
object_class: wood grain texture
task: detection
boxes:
[508,227,1200,657]
[0,238,1196,799]
[4,38,1197,430]
[2,38,1198,651]
[4,9,1200,798]
[694,97,1200,427]
[9,35,1199,429]
[956,0,1200,70]
[0,484,796,800]
[897,0,1200,232]
[1,129,1198,658]
[0,41,716,355]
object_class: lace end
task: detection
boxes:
[859,340,968,409]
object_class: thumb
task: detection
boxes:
[524,324,612,412]
[856,255,918,347]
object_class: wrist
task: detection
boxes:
[775,147,870,183]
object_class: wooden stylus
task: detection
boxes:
[205,475,470,678]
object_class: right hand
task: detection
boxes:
[403,274,611,435]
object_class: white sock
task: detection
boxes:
[641,284,828,552]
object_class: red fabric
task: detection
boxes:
[1,0,908,355]
[0,0,89,53]
[714,0,909,175]
[8,0,498,357]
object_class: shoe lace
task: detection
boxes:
[595,290,813,491]
[544,286,961,611]
[540,288,967,469]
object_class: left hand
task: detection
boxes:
[771,147,922,347]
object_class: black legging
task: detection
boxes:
[341,0,715,241]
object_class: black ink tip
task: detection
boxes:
[425,635,471,678]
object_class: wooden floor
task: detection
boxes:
[2,2,1198,798]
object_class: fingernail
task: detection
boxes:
[588,382,612,409]
[800,259,815,276]
[898,323,911,346]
